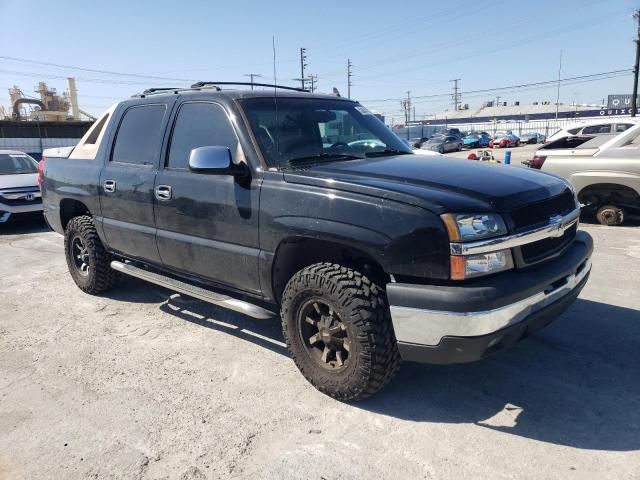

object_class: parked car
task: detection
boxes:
[519,132,546,144]
[0,150,43,223]
[463,132,492,148]
[421,135,463,153]
[409,137,429,148]
[546,119,638,143]
[525,124,640,225]
[40,85,593,401]
[489,133,520,148]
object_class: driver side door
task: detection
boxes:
[153,101,261,294]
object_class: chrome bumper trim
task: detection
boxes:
[450,208,580,256]
[389,258,591,347]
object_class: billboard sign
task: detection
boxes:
[607,94,640,109]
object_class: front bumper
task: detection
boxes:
[0,201,44,223]
[387,231,593,364]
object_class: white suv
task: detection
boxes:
[0,150,43,223]
[546,119,638,143]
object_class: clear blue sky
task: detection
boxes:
[0,0,638,121]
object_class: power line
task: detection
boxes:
[359,69,632,103]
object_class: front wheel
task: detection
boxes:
[596,205,625,226]
[280,263,400,401]
[457,143,463,151]
[64,215,119,293]
[438,146,444,154]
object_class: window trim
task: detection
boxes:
[164,100,244,171]
[109,103,167,167]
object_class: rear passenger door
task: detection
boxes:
[153,101,261,294]
[99,101,173,263]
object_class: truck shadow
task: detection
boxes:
[356,298,640,452]
[126,282,640,452]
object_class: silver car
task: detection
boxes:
[527,125,640,226]
[420,135,463,154]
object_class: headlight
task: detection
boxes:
[450,249,514,280]
[441,213,507,241]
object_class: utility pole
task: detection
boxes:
[631,9,640,117]
[555,49,562,120]
[450,78,461,110]
[400,91,412,125]
[347,59,353,99]
[496,95,501,107]
[243,73,262,90]
[300,47,307,90]
[309,74,317,93]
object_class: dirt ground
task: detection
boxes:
[1,219,639,479]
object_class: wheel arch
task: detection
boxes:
[60,198,91,231]
[270,236,389,304]
[577,182,640,207]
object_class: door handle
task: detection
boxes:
[155,185,172,200]
[103,180,116,193]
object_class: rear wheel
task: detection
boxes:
[281,262,400,401]
[457,143,463,151]
[64,215,119,293]
[438,146,444,154]
[596,205,625,226]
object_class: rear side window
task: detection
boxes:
[581,124,611,135]
[112,104,166,165]
[167,102,238,170]
[567,127,581,135]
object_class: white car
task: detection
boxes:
[0,150,43,223]
[546,119,638,143]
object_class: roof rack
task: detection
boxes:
[132,81,308,98]
[190,81,309,92]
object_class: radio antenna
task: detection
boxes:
[272,35,281,164]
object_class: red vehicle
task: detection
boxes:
[490,133,520,148]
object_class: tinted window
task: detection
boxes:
[168,102,238,169]
[0,153,38,175]
[567,127,581,135]
[112,104,166,165]
[581,124,611,135]
[616,123,633,133]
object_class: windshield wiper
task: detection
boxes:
[364,149,412,158]
[286,153,364,167]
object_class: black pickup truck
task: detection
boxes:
[41,84,593,401]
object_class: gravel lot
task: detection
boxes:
[1,218,639,479]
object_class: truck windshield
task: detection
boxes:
[239,97,412,168]
[0,153,38,175]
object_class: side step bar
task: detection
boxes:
[110,260,275,320]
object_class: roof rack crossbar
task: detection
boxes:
[190,81,309,92]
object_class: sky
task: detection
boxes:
[0,0,638,123]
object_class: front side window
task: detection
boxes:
[168,102,239,169]
[0,153,38,175]
[616,123,634,133]
[112,104,166,165]
[240,98,411,168]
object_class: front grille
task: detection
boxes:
[511,189,575,231]
[520,223,577,264]
[0,187,41,206]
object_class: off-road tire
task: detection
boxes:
[64,215,119,293]
[596,205,625,226]
[281,262,400,401]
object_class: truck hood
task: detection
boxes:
[283,154,568,213]
[0,173,39,190]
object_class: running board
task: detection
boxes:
[110,260,275,320]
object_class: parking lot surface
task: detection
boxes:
[1,220,639,479]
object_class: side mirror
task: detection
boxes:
[188,146,248,176]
